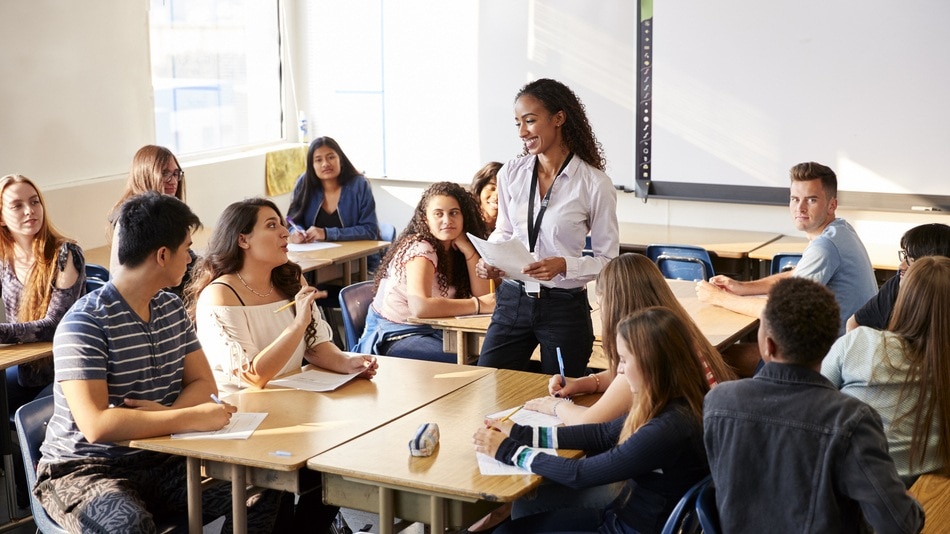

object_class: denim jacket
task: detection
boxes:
[287,174,379,242]
[703,362,923,534]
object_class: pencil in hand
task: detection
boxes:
[497,405,523,423]
[273,300,294,314]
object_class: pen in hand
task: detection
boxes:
[286,217,306,235]
[556,347,567,387]
[210,394,223,404]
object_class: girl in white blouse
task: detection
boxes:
[185,198,376,392]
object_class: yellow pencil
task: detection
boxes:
[498,405,523,423]
[273,300,294,314]
[489,279,495,294]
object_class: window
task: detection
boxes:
[149,0,282,155]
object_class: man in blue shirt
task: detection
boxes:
[697,162,877,335]
[704,277,923,533]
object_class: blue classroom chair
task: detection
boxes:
[646,244,715,282]
[770,252,803,275]
[338,280,375,351]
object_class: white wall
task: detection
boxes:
[6,0,948,255]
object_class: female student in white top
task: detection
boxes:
[822,255,950,486]
[185,198,377,392]
[476,78,619,376]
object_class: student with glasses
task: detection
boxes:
[848,223,950,331]
[106,145,195,296]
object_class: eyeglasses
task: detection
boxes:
[897,249,916,264]
[162,169,184,184]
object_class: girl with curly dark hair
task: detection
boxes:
[476,78,619,376]
[354,181,494,362]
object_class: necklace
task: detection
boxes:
[235,271,274,298]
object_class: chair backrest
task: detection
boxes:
[378,222,397,242]
[770,252,803,276]
[15,396,68,534]
[338,281,376,351]
[85,263,110,282]
[660,474,710,534]
[695,478,721,534]
[646,244,715,282]
[85,263,111,294]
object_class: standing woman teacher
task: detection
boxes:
[477,78,619,376]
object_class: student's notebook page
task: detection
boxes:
[466,233,554,288]
[487,406,563,427]
[171,412,267,440]
[287,242,340,252]
[476,450,558,476]
[269,368,361,392]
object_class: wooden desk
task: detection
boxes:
[0,342,53,525]
[308,368,598,534]
[128,357,491,534]
[288,240,388,285]
[410,279,758,368]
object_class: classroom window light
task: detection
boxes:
[149,0,282,155]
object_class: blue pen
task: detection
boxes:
[210,393,222,404]
[285,217,306,235]
[556,347,566,387]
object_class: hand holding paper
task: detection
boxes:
[467,233,554,287]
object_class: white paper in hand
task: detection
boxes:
[467,233,554,288]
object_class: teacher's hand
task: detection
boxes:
[522,257,566,281]
[476,258,505,279]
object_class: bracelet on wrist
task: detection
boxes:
[588,373,601,393]
[472,296,480,315]
[552,398,572,417]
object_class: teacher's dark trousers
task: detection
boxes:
[477,280,593,376]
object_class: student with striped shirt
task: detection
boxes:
[35,192,278,534]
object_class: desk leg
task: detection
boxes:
[357,257,368,282]
[342,261,353,286]
[231,464,247,534]
[186,458,203,534]
[378,487,394,534]
[456,331,468,365]
[430,495,445,533]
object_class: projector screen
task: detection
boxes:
[641,0,950,211]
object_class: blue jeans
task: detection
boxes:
[495,507,639,534]
[477,281,593,375]
[379,332,457,363]
[513,481,623,519]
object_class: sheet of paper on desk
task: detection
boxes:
[269,368,360,392]
[287,242,341,252]
[488,407,563,427]
[466,233,554,288]
[171,412,267,440]
[476,450,557,475]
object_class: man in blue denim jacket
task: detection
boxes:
[704,278,924,533]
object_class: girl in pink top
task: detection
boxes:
[355,182,495,362]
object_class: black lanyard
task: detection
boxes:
[527,153,574,252]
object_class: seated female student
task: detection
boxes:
[287,136,379,244]
[186,198,378,392]
[185,198,378,531]
[822,255,950,486]
[0,175,85,409]
[107,144,193,296]
[474,307,710,534]
[526,253,736,425]
[354,181,494,363]
[469,161,502,234]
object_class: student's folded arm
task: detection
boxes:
[405,256,480,317]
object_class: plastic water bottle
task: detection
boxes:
[297,111,309,144]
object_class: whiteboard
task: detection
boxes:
[650,0,950,200]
